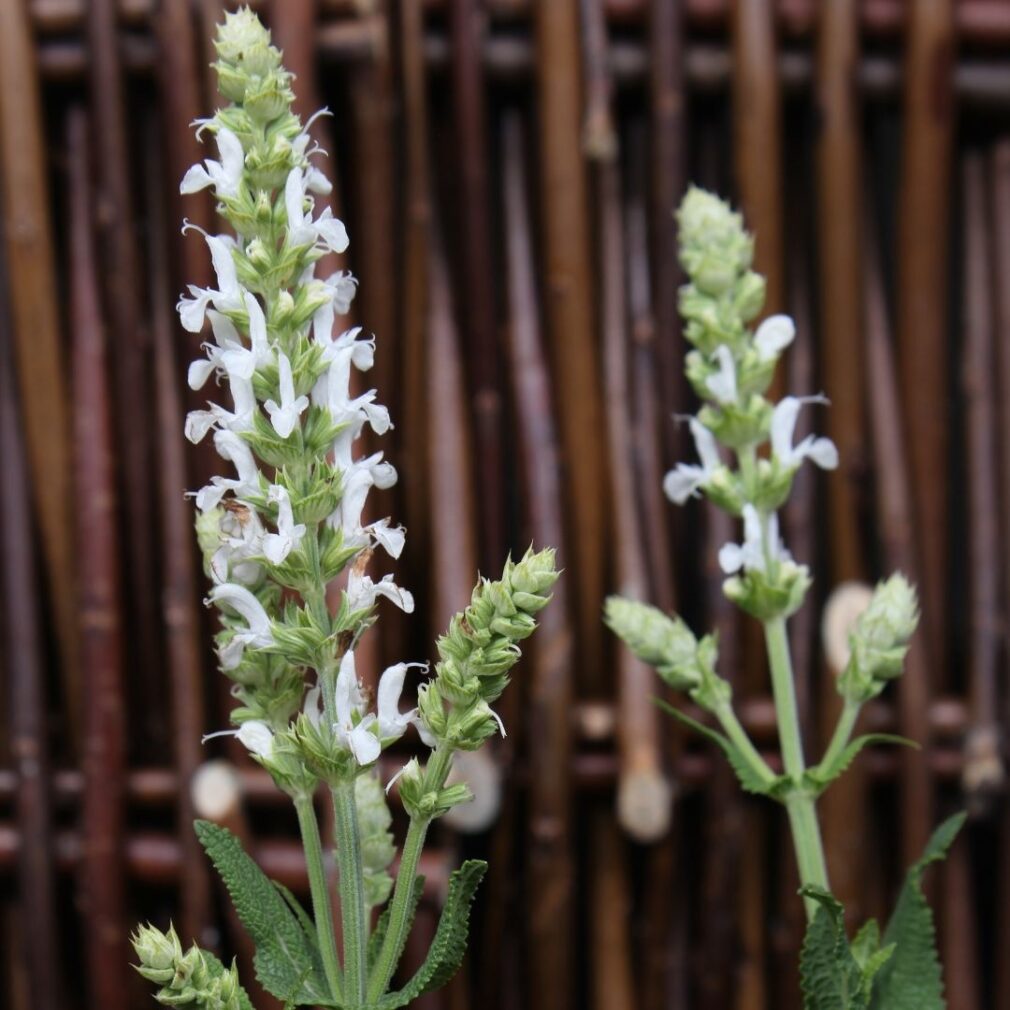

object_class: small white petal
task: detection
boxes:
[236,720,274,758]
[754,314,796,361]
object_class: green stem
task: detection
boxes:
[293,795,343,1002]
[332,781,368,1005]
[763,615,829,917]
[820,697,861,772]
[713,701,778,789]
[366,747,454,1002]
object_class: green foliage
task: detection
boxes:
[377,860,488,1010]
[797,814,965,1010]
[654,698,788,798]
[805,735,918,795]
[869,813,966,1010]
[195,820,334,1006]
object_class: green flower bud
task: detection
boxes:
[214,8,278,77]
[417,681,449,740]
[722,560,812,622]
[676,187,754,294]
[507,546,560,599]
[838,574,919,702]
[604,597,702,692]
[733,270,767,322]
[132,923,183,983]
[447,699,504,750]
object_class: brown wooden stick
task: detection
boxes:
[960,153,1004,810]
[863,208,932,864]
[144,119,215,949]
[68,104,130,1010]
[896,0,954,684]
[815,0,866,584]
[0,0,78,747]
[732,0,785,324]
[87,0,162,729]
[450,0,505,573]
[991,135,1010,1010]
[647,0,687,451]
[589,810,636,1010]
[503,110,574,1010]
[0,236,64,1010]
[399,0,433,604]
[534,0,610,692]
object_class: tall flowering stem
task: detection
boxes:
[130,11,557,1010]
[605,187,930,921]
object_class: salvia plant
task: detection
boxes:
[605,187,964,1010]
[131,10,558,1010]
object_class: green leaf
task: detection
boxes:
[195,820,335,1007]
[377,860,487,1009]
[869,813,967,1010]
[654,698,789,798]
[799,887,868,1010]
[272,880,328,983]
[807,735,918,795]
[367,876,425,972]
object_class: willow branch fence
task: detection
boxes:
[1,1,1008,1008]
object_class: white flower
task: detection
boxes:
[754,314,795,361]
[177,232,244,333]
[718,505,790,575]
[311,271,359,344]
[771,396,839,471]
[207,583,274,669]
[705,344,738,404]
[264,352,309,439]
[185,368,256,444]
[334,651,381,765]
[365,517,406,559]
[284,167,349,254]
[262,485,306,565]
[346,569,414,614]
[188,311,244,390]
[180,127,245,200]
[194,430,262,511]
[331,453,398,536]
[376,661,428,741]
[203,719,274,758]
[663,417,721,505]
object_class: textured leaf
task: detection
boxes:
[869,813,966,1010]
[799,887,867,1010]
[195,820,335,1006]
[377,860,487,1009]
[272,880,329,984]
[654,698,789,797]
[367,876,425,973]
[807,735,918,795]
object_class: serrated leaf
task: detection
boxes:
[654,698,789,797]
[272,880,329,986]
[367,876,425,973]
[807,735,918,795]
[869,812,966,1010]
[195,820,335,1007]
[799,886,868,1010]
[377,860,487,1009]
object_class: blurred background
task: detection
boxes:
[1,0,1009,1008]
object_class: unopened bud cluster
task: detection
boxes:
[416,549,559,760]
[838,575,919,702]
[133,925,244,1010]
